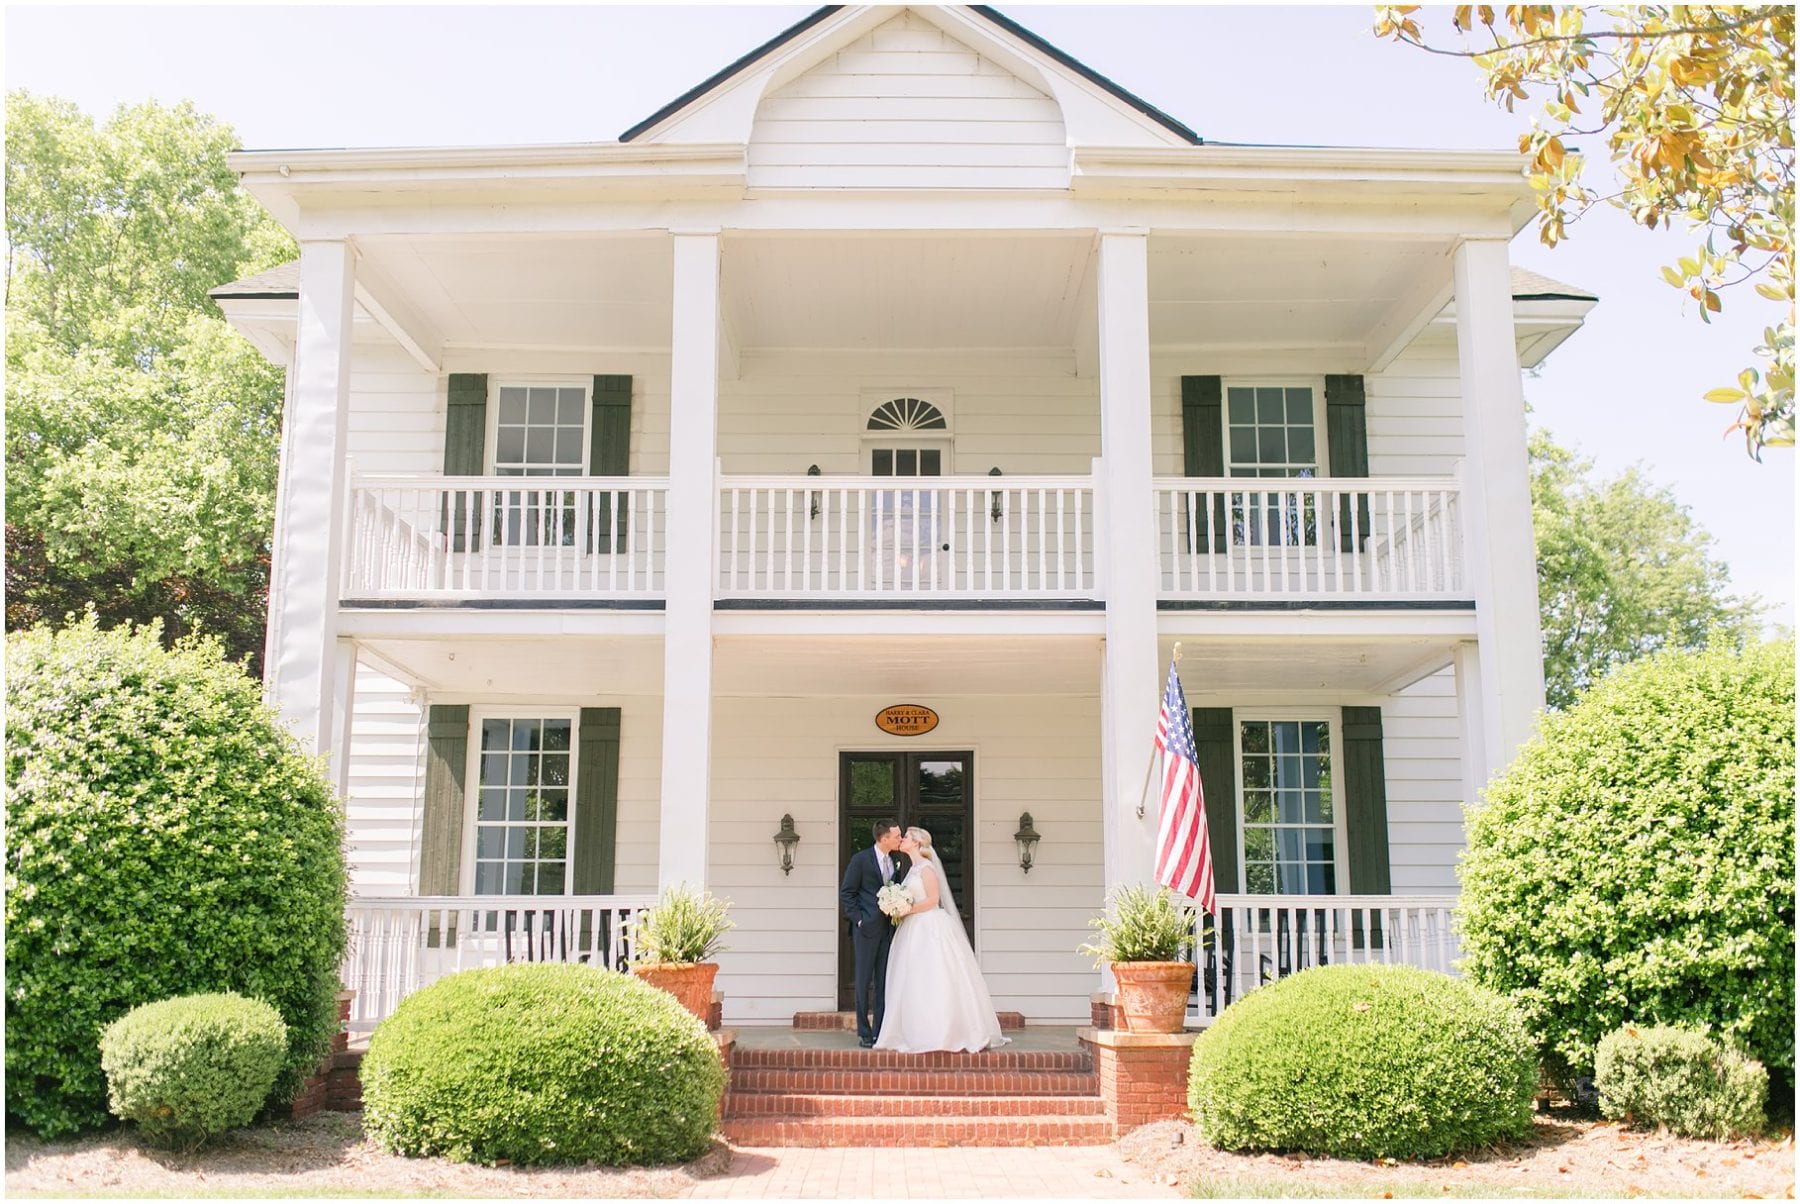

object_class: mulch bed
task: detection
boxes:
[1118,1117,1795,1199]
[5,1112,734,1199]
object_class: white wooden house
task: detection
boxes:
[214,4,1594,1031]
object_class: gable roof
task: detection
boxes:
[619,4,1203,145]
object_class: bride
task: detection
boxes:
[874,827,1011,1053]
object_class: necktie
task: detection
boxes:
[879,851,891,880]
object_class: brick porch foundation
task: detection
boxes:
[1077,1026,1197,1134]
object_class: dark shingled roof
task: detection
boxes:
[619,4,1204,145]
[1509,266,1598,301]
[209,260,300,300]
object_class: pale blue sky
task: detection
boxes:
[6,3,1792,622]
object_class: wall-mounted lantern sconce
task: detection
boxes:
[774,813,801,875]
[1014,811,1040,874]
[807,464,822,520]
[988,466,1004,523]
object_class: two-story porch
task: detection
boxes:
[214,4,1590,1032]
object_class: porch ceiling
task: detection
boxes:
[1160,633,1459,698]
[712,633,1103,696]
[356,636,666,699]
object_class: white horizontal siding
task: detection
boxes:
[1381,666,1466,893]
[1149,349,1466,478]
[719,350,1100,477]
[343,663,424,894]
[706,694,1103,1026]
[748,11,1069,191]
[343,342,672,478]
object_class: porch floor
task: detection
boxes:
[731,1025,1084,1053]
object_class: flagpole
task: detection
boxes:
[1137,643,1181,818]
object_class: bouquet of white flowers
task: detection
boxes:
[877,882,913,924]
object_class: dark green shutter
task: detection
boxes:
[1193,707,1239,995]
[1192,707,1238,894]
[573,707,622,965]
[1342,705,1392,949]
[420,706,470,946]
[588,375,632,553]
[444,374,488,552]
[1181,376,1228,552]
[1325,375,1371,553]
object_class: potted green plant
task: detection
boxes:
[630,885,735,1024]
[1079,884,1199,1033]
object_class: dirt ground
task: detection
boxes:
[4,1112,734,1199]
[8,1111,1795,1200]
[1118,1116,1796,1199]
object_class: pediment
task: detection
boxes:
[625,5,1198,152]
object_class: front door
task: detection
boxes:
[837,750,975,1009]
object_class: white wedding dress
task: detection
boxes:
[874,859,1010,1053]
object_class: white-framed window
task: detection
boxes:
[486,380,589,547]
[1236,712,1344,896]
[465,710,579,896]
[1223,380,1326,548]
[489,381,589,477]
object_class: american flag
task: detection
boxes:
[1153,660,1216,913]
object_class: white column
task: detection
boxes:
[1454,238,1545,771]
[330,639,360,800]
[267,240,355,754]
[658,231,721,890]
[1096,230,1161,895]
[1452,640,1490,806]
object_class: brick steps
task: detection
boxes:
[722,1027,1110,1146]
[793,1009,1026,1032]
[721,1114,1114,1148]
[730,1066,1099,1096]
[731,1046,1088,1071]
[725,1092,1106,1118]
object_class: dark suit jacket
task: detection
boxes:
[839,847,913,934]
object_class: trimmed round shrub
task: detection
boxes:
[1188,964,1536,1159]
[1596,1024,1767,1140]
[361,962,725,1166]
[6,616,348,1136]
[100,992,288,1151]
[1459,640,1795,1086]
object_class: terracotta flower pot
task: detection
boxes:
[1110,961,1195,1033]
[632,961,719,1024]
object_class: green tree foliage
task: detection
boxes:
[1530,429,1761,709]
[1459,639,1795,1087]
[5,616,348,1137]
[4,92,293,668]
[1376,6,1795,456]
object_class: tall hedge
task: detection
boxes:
[6,616,349,1136]
[1460,639,1794,1085]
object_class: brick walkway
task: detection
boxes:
[683,1145,1179,1199]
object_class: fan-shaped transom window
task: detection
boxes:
[867,397,947,433]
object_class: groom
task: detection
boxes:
[839,819,911,1047]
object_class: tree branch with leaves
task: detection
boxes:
[1376,5,1794,457]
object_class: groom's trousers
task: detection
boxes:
[850,920,894,1041]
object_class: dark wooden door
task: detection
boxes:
[837,750,975,1009]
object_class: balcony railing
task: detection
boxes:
[1187,893,1460,1027]
[1155,476,1467,602]
[717,474,1097,600]
[344,475,668,600]
[341,894,656,1032]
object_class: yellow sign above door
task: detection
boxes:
[875,704,939,737]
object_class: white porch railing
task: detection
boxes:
[1187,894,1460,1027]
[342,894,655,1033]
[717,474,1097,599]
[1154,476,1467,601]
[344,476,668,600]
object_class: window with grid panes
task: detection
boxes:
[1238,718,1336,895]
[472,717,573,895]
[492,384,586,546]
[1226,385,1319,547]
